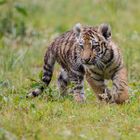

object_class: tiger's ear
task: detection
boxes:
[98,23,111,40]
[73,23,82,37]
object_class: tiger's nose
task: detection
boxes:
[82,58,90,64]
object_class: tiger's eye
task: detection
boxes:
[92,44,99,49]
[92,41,99,49]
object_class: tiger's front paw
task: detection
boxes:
[26,88,42,98]
[98,93,112,103]
[74,93,86,103]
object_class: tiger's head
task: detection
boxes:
[73,23,111,65]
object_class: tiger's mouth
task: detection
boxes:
[81,59,96,65]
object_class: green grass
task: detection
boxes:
[0,0,140,139]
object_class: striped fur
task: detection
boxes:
[27,23,129,104]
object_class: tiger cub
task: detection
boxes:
[27,23,129,104]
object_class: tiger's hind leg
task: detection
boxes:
[57,69,69,96]
[111,67,129,104]
[69,73,86,103]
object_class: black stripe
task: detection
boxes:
[90,69,102,77]
[73,85,83,90]
[70,43,75,60]
[118,88,125,92]
[58,78,68,86]
[102,48,107,56]
[60,45,68,67]
[66,47,71,61]
[121,81,127,86]
[107,52,121,69]
[96,62,104,70]
[104,49,114,64]
[98,45,104,55]
[72,42,78,61]
[64,32,73,46]
[113,83,118,90]
[44,63,52,70]
[110,61,122,73]
[111,65,123,79]
[43,71,52,77]
[62,79,68,85]
[74,48,77,60]
[106,60,113,69]
[118,82,126,89]
[71,71,84,81]
[71,76,83,83]
[42,76,51,84]
[43,66,52,74]
[78,65,85,74]
[58,75,68,85]
[91,76,104,82]
[63,36,73,59]
[43,65,52,71]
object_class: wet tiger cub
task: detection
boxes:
[27,23,129,104]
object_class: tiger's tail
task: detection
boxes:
[27,45,56,98]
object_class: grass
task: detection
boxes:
[0,0,140,139]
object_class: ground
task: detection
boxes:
[0,0,140,140]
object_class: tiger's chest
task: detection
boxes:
[84,61,118,80]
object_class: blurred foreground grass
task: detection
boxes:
[0,0,140,140]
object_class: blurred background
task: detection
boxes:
[0,0,140,139]
[0,0,140,81]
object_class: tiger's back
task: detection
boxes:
[52,30,82,71]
